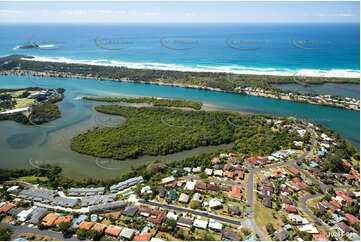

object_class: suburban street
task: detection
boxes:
[0,222,78,241]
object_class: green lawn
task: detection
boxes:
[14,98,35,109]
[14,175,49,184]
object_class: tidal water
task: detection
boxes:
[0,75,359,178]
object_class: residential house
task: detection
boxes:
[284,204,297,213]
[177,217,193,228]
[193,219,208,229]
[134,233,152,241]
[231,186,242,200]
[185,181,196,190]
[168,190,177,200]
[208,219,223,232]
[179,193,189,204]
[122,205,139,217]
[78,221,93,230]
[42,213,59,226]
[228,204,240,215]
[119,228,135,240]
[208,198,222,209]
[55,215,73,225]
[157,186,166,198]
[336,222,351,234]
[105,225,122,237]
[196,181,207,190]
[91,223,106,233]
[204,168,213,176]
[274,228,289,241]
[222,228,242,241]
[345,213,360,223]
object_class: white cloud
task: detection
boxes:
[144,12,160,17]
[61,10,87,16]
[319,13,354,17]
[0,10,22,15]
[184,12,195,17]
[97,10,127,15]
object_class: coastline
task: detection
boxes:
[0,55,359,111]
[23,55,360,79]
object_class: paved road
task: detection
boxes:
[184,175,247,187]
[0,222,78,241]
[139,200,249,227]
[245,126,316,240]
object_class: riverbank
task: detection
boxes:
[0,55,358,111]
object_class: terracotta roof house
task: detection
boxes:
[351,169,360,180]
[42,213,59,226]
[133,233,152,241]
[289,177,308,191]
[0,203,14,213]
[222,228,242,241]
[207,184,220,191]
[284,204,297,213]
[336,222,351,234]
[78,221,93,230]
[105,225,122,237]
[336,191,354,203]
[224,164,232,170]
[235,170,244,179]
[225,171,234,178]
[247,157,258,165]
[330,199,342,209]
[286,166,300,175]
[345,213,360,223]
[91,223,106,232]
[212,157,221,164]
[55,215,73,225]
[312,234,329,241]
[147,209,165,224]
[342,160,352,168]
[231,186,242,200]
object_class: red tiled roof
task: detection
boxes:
[345,213,360,223]
[284,204,297,213]
[42,213,59,226]
[286,166,300,175]
[92,223,107,232]
[147,209,165,224]
[329,199,342,209]
[335,192,354,203]
[0,203,14,213]
[55,215,73,225]
[212,157,220,163]
[235,170,244,179]
[342,159,352,168]
[105,225,122,237]
[350,169,360,180]
[231,186,242,199]
[312,234,329,241]
[247,157,257,165]
[225,171,234,178]
[133,233,152,241]
[78,221,93,230]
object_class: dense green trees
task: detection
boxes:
[83,96,202,110]
[30,101,61,124]
[0,228,12,241]
[71,105,238,159]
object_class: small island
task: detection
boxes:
[82,96,203,110]
[71,100,308,160]
[0,87,64,125]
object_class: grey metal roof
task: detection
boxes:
[68,187,105,196]
[18,189,56,203]
[110,176,144,192]
[122,205,138,217]
[52,197,78,208]
[8,207,25,216]
[81,194,117,207]
[88,201,126,213]
[29,207,48,224]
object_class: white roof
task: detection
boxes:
[205,168,213,175]
[166,211,178,221]
[150,238,165,242]
[185,181,196,190]
[208,219,223,230]
[7,186,19,192]
[193,219,208,229]
[208,198,222,208]
[298,224,318,233]
[17,207,35,222]
[141,186,152,194]
[161,176,175,184]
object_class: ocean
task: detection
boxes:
[0,23,359,77]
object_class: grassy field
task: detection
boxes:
[14,175,49,184]
[14,233,59,241]
[14,98,35,109]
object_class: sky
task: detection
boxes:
[0,1,359,23]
